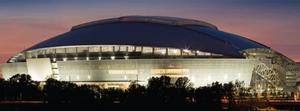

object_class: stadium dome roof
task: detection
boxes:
[26,16,269,57]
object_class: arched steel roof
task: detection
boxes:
[26,16,269,57]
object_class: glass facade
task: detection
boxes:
[15,45,225,63]
[55,59,255,87]
[2,45,299,91]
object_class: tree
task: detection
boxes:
[74,85,98,104]
[100,88,125,104]
[125,81,147,104]
[9,74,32,83]
[0,78,6,100]
[193,81,229,110]
[233,80,248,100]
[223,82,235,110]
[210,82,224,110]
[163,77,193,104]
[147,76,172,89]
[175,77,193,89]
[147,76,172,104]
[7,74,42,100]
[43,78,64,103]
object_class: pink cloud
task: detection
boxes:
[0,18,72,63]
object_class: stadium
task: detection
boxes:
[1,16,299,92]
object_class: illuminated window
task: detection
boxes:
[182,49,195,56]
[56,48,66,53]
[89,46,100,52]
[120,46,127,52]
[26,52,33,58]
[168,48,180,56]
[128,46,135,52]
[46,49,56,54]
[142,47,153,53]
[114,46,120,52]
[102,45,113,52]
[204,52,211,56]
[154,47,166,55]
[196,50,204,56]
[37,50,46,55]
[66,48,76,53]
[77,47,89,53]
[135,46,142,52]
[211,53,222,56]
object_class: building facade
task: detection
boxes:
[1,16,299,91]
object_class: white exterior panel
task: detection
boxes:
[1,63,28,79]
[26,58,52,81]
[57,59,256,87]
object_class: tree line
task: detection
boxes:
[0,74,252,110]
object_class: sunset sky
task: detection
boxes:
[0,0,300,63]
